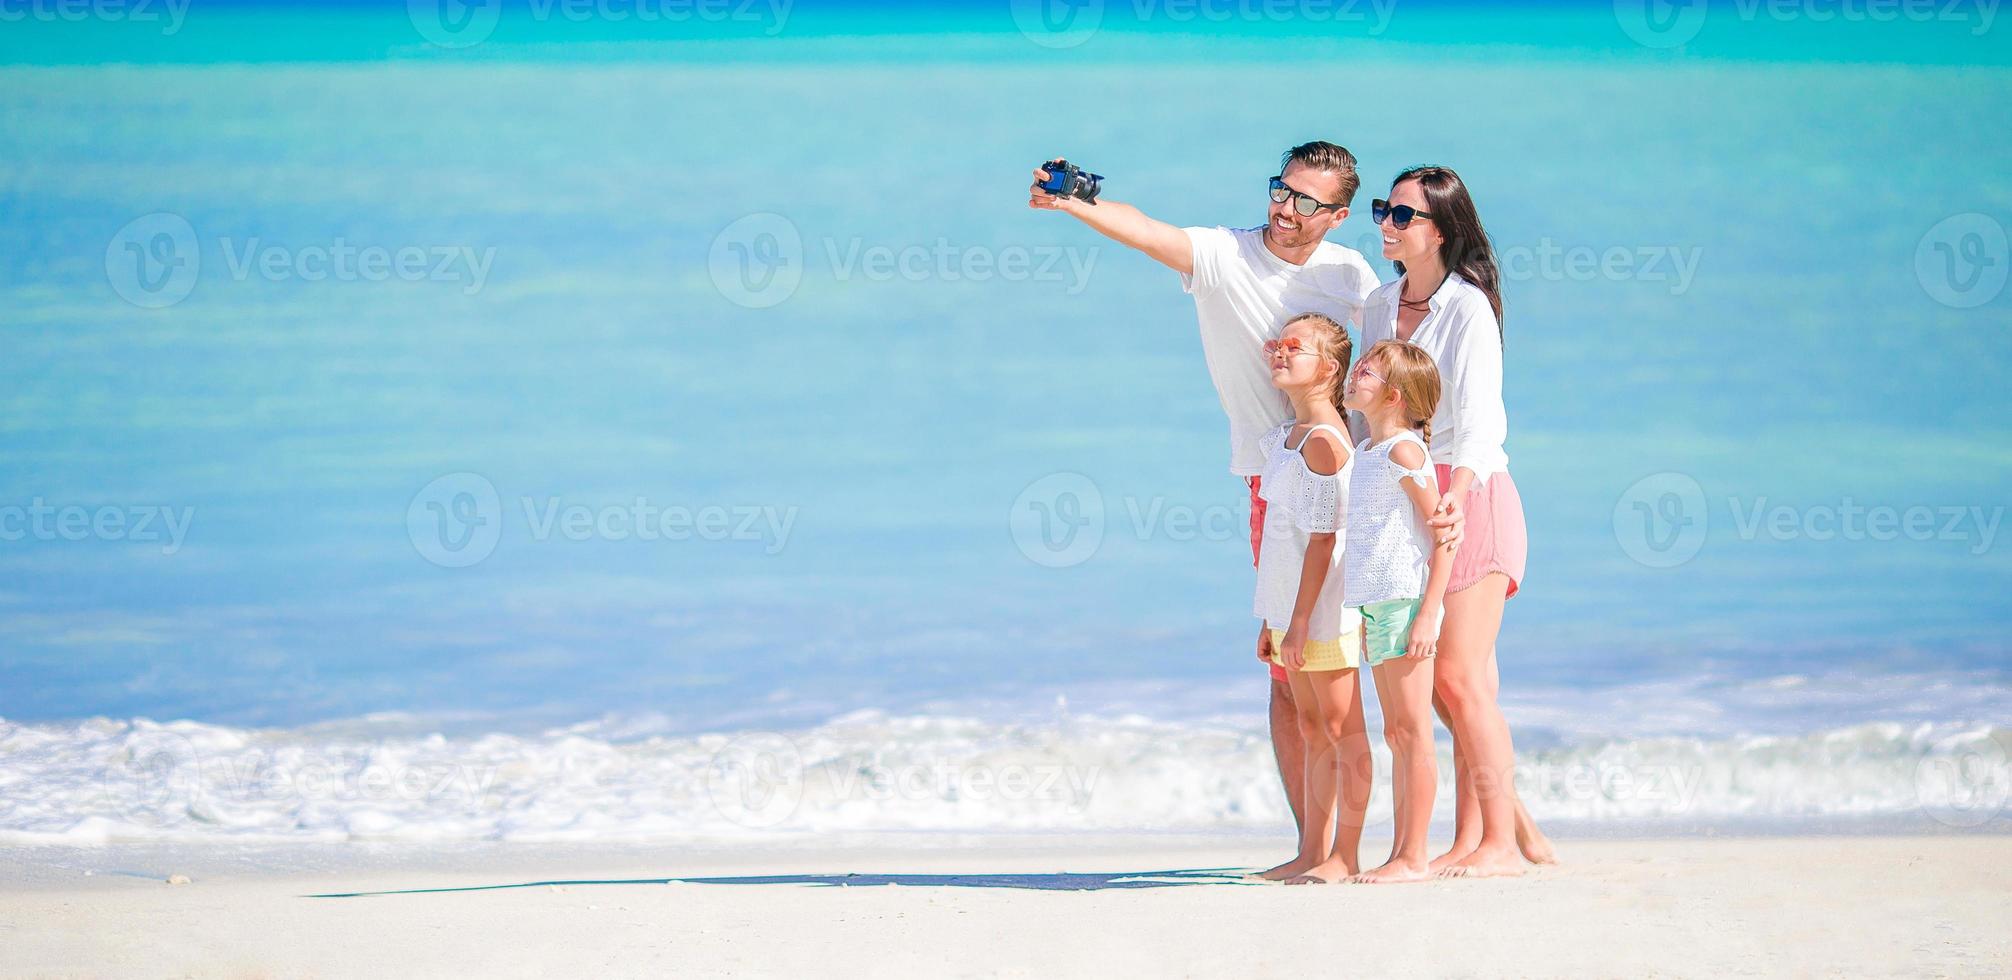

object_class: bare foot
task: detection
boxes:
[1284,855,1356,885]
[1255,856,1316,881]
[1427,842,1476,874]
[1439,844,1526,879]
[1517,826,1559,866]
[1349,858,1433,884]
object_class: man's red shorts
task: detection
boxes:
[1248,475,1287,683]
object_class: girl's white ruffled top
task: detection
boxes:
[1342,430,1438,608]
[1254,420,1362,641]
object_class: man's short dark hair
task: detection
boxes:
[1281,141,1361,207]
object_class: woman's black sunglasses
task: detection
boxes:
[1269,177,1346,218]
[1371,199,1435,230]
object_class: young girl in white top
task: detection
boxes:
[1360,165,1553,875]
[1339,339,1454,884]
[1250,312,1372,886]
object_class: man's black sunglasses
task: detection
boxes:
[1269,177,1346,218]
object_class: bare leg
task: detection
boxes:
[1435,574,1525,879]
[1261,668,1330,880]
[1354,656,1437,883]
[1492,638,1557,864]
[1286,667,1366,884]
[1429,690,1480,872]
[1431,645,1557,869]
[1332,670,1371,876]
[1270,673,1307,836]
[1247,672,1311,877]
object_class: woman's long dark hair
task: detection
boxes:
[1390,165,1504,342]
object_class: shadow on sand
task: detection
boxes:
[306,867,1260,898]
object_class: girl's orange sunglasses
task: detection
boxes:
[1262,337,1319,359]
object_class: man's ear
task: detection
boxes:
[1314,207,1348,236]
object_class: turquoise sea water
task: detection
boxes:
[3,4,2009,742]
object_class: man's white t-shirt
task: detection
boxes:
[1181,225,1381,476]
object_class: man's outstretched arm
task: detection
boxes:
[1028,160,1193,277]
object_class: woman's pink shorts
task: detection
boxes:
[1436,464,1527,599]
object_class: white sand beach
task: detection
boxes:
[3,834,2006,978]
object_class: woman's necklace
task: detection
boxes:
[1399,272,1446,311]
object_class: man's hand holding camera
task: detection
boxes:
[1024,154,1193,276]
[1028,158,1102,212]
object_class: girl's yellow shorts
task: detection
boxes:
[1265,624,1363,673]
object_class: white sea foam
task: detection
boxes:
[1,702,2005,844]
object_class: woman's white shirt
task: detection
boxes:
[1357,271,1509,484]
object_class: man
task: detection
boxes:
[1028,142,1381,837]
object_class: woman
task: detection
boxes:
[1357,166,1555,877]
